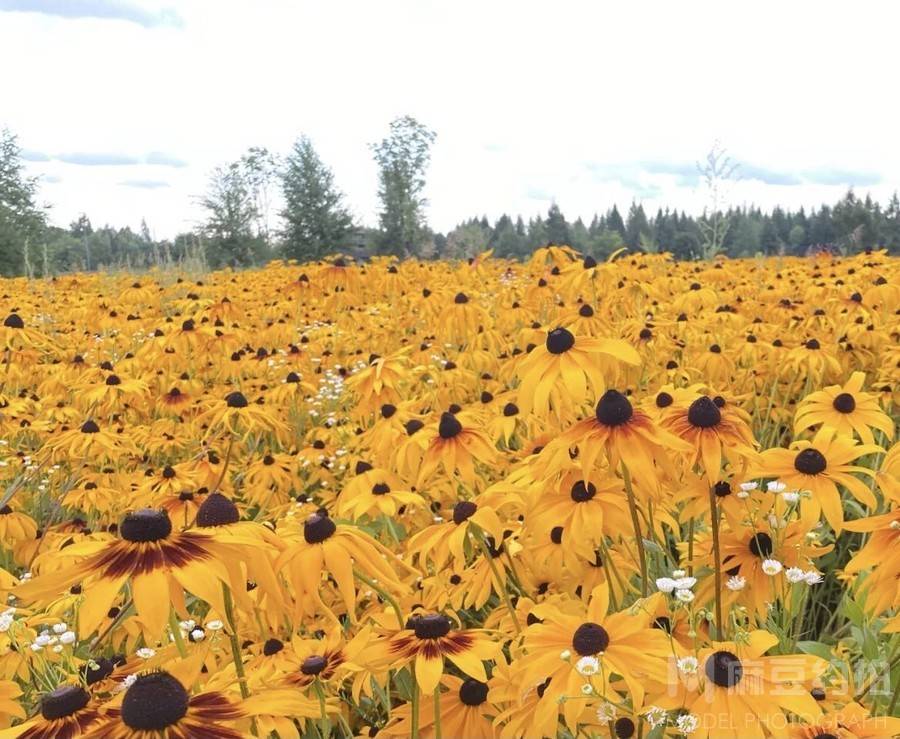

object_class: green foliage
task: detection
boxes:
[280,136,354,262]
[200,159,268,268]
[0,128,45,276]
[370,116,436,257]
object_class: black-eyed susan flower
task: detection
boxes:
[0,684,100,739]
[375,613,497,696]
[794,371,894,445]
[515,327,640,419]
[657,630,828,738]
[417,411,495,488]
[276,509,409,625]
[756,425,881,532]
[15,508,250,638]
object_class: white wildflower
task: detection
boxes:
[675,589,695,603]
[676,656,699,674]
[136,647,156,659]
[767,481,786,493]
[655,577,677,593]
[645,706,668,729]
[726,575,746,591]
[575,656,600,676]
[785,567,806,584]
[59,631,76,645]
[676,713,699,734]
[804,570,824,585]
[762,559,783,576]
[596,702,617,722]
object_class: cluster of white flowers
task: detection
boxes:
[760,559,823,585]
[656,569,697,603]
[30,622,75,653]
[0,607,16,633]
[737,481,757,499]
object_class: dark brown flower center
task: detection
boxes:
[381,404,397,418]
[413,614,452,639]
[546,327,575,354]
[570,480,596,502]
[263,638,284,656]
[503,402,519,417]
[705,650,743,688]
[3,313,24,329]
[120,509,172,542]
[572,622,609,655]
[121,672,189,730]
[454,292,469,304]
[713,481,732,497]
[453,500,477,524]
[810,687,826,701]
[225,391,248,408]
[579,304,594,317]
[105,374,121,386]
[41,685,90,720]
[812,734,838,739]
[304,511,336,544]
[748,532,774,558]
[438,412,462,439]
[300,655,327,675]
[832,392,856,413]
[81,420,100,433]
[405,419,424,435]
[595,390,633,426]
[458,678,489,706]
[550,526,563,544]
[687,396,721,428]
[196,493,240,527]
[794,448,827,475]
[614,717,636,738]
[372,483,391,495]
[655,391,673,408]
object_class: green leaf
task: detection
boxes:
[797,641,834,661]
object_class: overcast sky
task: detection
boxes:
[1,0,898,239]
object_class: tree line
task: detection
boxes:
[1,121,898,277]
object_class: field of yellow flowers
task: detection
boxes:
[0,247,898,738]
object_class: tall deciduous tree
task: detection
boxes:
[0,128,45,276]
[370,116,436,256]
[280,136,354,261]
[200,161,265,268]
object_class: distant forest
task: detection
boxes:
[2,122,899,277]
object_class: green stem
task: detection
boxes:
[354,567,404,629]
[313,680,331,739]
[433,685,442,739]
[410,670,420,739]
[168,608,187,658]
[621,463,648,597]
[222,584,251,700]
[708,484,723,639]
[474,532,521,635]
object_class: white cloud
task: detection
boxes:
[2,0,899,238]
